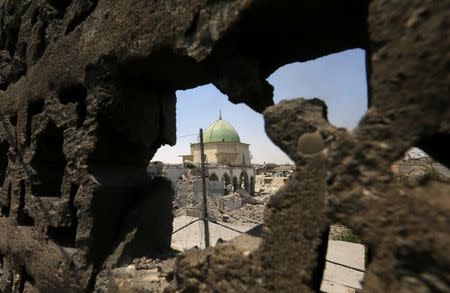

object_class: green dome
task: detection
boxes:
[203,118,240,143]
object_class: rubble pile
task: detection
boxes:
[226,203,265,223]
[392,156,450,187]
[173,177,270,225]
[96,256,176,292]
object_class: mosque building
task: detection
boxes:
[181,114,256,195]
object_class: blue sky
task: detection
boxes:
[153,49,367,164]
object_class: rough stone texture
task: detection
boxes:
[0,0,448,292]
[168,0,450,292]
[168,229,262,293]
[261,99,333,292]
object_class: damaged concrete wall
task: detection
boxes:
[169,1,450,293]
[0,0,448,292]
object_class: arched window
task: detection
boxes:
[222,173,231,185]
[209,173,219,181]
[232,176,239,192]
[250,176,255,196]
[239,171,249,192]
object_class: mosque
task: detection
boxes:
[181,114,256,195]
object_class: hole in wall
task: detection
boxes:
[0,82,8,91]
[46,184,79,247]
[5,22,19,57]
[152,84,266,229]
[155,84,296,248]
[239,171,249,191]
[391,147,450,187]
[18,265,35,293]
[153,57,373,239]
[58,84,87,103]
[153,83,291,165]
[30,120,66,197]
[58,84,87,128]
[267,49,368,130]
[0,141,8,185]
[1,182,12,217]
[9,114,17,127]
[416,133,450,168]
[17,180,34,226]
[31,7,39,25]
[47,0,72,13]
[47,225,76,247]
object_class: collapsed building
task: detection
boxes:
[391,151,450,187]
[0,0,448,292]
[255,164,294,194]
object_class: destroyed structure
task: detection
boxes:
[255,164,293,195]
[391,150,450,187]
[0,0,449,292]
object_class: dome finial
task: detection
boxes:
[219,109,222,120]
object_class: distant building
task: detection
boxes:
[181,114,255,195]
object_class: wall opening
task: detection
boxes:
[47,184,79,247]
[17,180,34,226]
[1,182,11,217]
[9,114,17,127]
[222,173,231,185]
[58,84,88,128]
[222,173,231,195]
[153,83,292,165]
[416,133,450,168]
[152,48,367,255]
[0,141,8,185]
[18,265,35,293]
[232,177,238,192]
[239,171,249,192]
[267,49,368,130]
[30,120,66,197]
[209,173,218,181]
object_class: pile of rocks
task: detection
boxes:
[173,178,268,225]
[391,156,450,187]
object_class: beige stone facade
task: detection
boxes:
[188,141,251,166]
[181,118,255,195]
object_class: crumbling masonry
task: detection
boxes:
[0,0,449,292]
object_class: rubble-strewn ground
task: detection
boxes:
[392,157,450,187]
[329,224,362,244]
[173,175,273,225]
[95,256,176,292]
